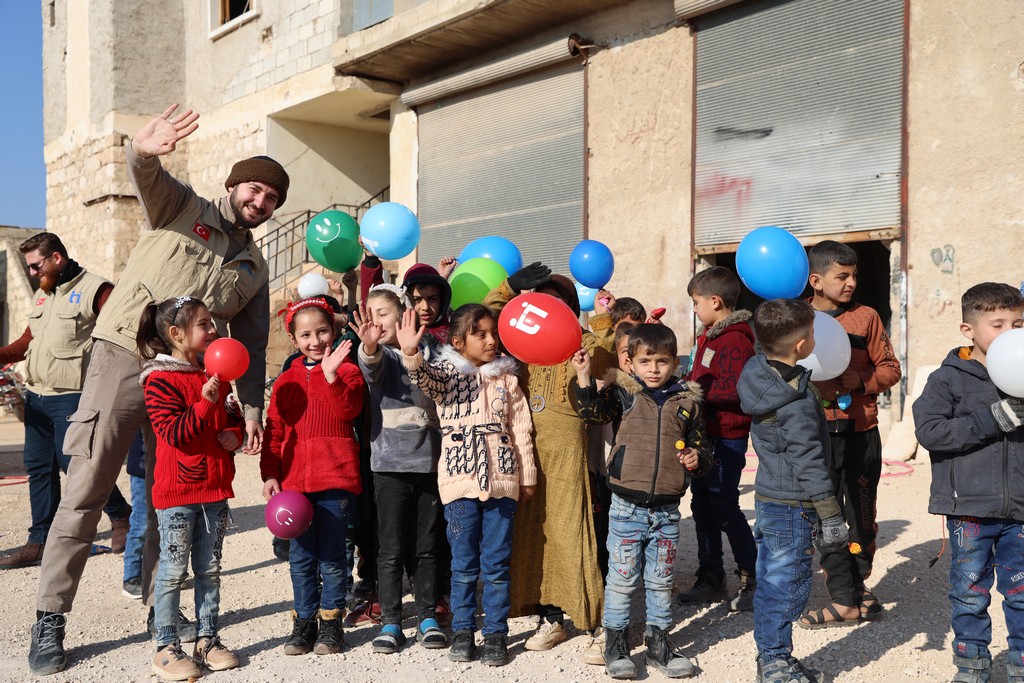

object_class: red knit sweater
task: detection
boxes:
[141,357,243,510]
[260,357,366,494]
[687,310,755,439]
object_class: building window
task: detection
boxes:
[209,0,259,39]
[352,0,394,32]
[220,0,252,25]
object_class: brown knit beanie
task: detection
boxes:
[225,156,290,207]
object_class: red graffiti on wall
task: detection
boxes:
[697,172,753,212]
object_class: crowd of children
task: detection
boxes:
[98,238,1024,683]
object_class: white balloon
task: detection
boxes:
[297,272,329,299]
[797,311,852,381]
[987,328,1024,398]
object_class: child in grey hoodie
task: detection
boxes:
[353,285,447,654]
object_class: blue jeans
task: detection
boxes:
[603,494,680,631]
[753,499,817,662]
[122,474,148,581]
[23,389,130,544]
[690,436,757,573]
[445,496,516,635]
[290,490,355,618]
[947,516,1024,658]
[154,501,229,646]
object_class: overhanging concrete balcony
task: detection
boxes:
[332,0,633,83]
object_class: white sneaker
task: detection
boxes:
[581,626,605,665]
[525,619,568,651]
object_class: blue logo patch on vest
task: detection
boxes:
[240,263,254,278]
[69,291,82,304]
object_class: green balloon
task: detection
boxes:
[306,210,362,272]
[449,258,508,310]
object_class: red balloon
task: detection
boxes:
[498,292,582,366]
[205,338,250,381]
[264,490,313,539]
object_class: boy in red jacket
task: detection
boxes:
[677,267,759,611]
[798,240,901,628]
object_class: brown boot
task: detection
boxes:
[0,542,45,569]
[110,513,131,554]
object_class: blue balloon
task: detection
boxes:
[575,282,597,313]
[569,240,615,289]
[735,226,809,299]
[458,236,523,276]
[360,202,421,260]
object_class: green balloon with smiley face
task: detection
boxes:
[305,210,362,272]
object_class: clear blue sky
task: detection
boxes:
[0,4,44,228]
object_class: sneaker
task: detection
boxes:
[193,636,238,671]
[123,576,143,600]
[449,630,476,662]
[582,626,606,665]
[28,612,67,675]
[604,627,637,680]
[151,643,200,681]
[645,625,695,678]
[675,567,727,605]
[284,610,319,656]
[314,608,344,655]
[148,607,197,643]
[272,537,290,561]
[372,624,407,654]
[480,633,508,667]
[524,619,567,651]
[343,598,382,628]
[0,541,45,569]
[110,513,131,554]
[416,618,449,649]
[729,569,757,613]
[756,656,830,683]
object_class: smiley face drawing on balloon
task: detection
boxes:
[313,216,340,243]
[276,507,295,528]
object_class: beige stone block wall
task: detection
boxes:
[905,0,1024,386]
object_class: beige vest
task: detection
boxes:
[93,197,269,352]
[24,269,109,394]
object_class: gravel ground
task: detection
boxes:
[0,441,993,682]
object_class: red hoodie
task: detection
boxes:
[687,310,756,439]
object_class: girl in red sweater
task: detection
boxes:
[137,296,244,681]
[260,298,366,657]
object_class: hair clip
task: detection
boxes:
[174,296,195,310]
[368,283,410,307]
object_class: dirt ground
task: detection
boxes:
[0,421,999,683]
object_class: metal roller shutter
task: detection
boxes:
[416,63,584,276]
[694,0,904,249]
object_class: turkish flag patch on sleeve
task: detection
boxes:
[192,223,211,241]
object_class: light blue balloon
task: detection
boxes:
[360,202,421,260]
[735,226,809,299]
[575,281,597,313]
[458,236,523,276]
[569,239,615,289]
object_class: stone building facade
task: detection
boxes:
[41,0,1024,432]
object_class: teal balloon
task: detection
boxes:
[306,210,362,273]
[449,258,508,310]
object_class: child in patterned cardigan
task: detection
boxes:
[397,304,537,668]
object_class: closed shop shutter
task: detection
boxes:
[416,63,584,276]
[694,0,904,250]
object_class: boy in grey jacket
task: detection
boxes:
[913,282,1024,683]
[737,299,848,683]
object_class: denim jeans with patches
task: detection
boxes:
[290,489,356,618]
[444,496,516,635]
[947,516,1024,661]
[602,494,680,631]
[154,501,229,646]
[753,499,818,663]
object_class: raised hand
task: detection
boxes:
[322,339,353,383]
[595,289,616,314]
[131,104,200,158]
[437,256,458,279]
[507,262,552,293]
[341,270,358,292]
[570,348,592,383]
[202,375,221,403]
[396,308,427,357]
[349,306,384,354]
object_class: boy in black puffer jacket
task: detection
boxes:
[914,282,1024,683]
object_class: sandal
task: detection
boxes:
[858,591,884,621]
[796,604,858,630]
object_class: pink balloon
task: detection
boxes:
[264,490,313,539]
[205,338,250,381]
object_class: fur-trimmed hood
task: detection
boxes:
[436,345,520,379]
[702,309,753,341]
[139,354,204,385]
[600,367,703,401]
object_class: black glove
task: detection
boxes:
[992,399,1024,433]
[814,514,849,551]
[507,262,552,293]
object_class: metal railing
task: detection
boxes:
[257,187,389,290]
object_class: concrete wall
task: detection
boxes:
[905,1,1024,386]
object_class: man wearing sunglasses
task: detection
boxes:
[0,233,133,570]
